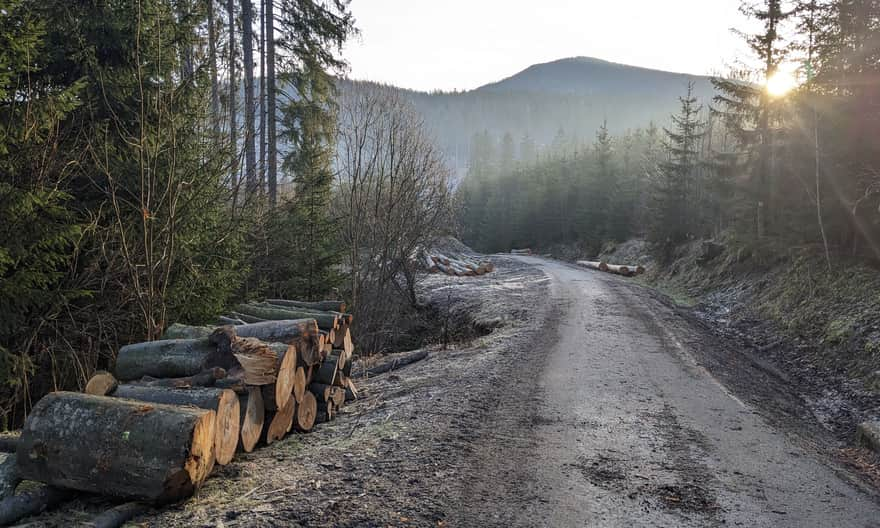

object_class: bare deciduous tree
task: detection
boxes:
[334,85,452,353]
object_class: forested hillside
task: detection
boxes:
[456,1,880,268]
[0,0,451,428]
[339,58,715,176]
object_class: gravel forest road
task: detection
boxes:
[453,256,880,527]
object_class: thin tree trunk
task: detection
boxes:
[259,0,266,192]
[266,0,277,207]
[208,0,221,137]
[814,106,832,270]
[227,0,238,200]
[242,0,257,196]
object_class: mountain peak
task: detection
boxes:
[476,56,710,96]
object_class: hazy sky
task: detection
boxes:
[343,1,753,92]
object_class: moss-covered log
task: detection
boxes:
[115,339,232,381]
[17,392,215,502]
[265,299,346,313]
[236,304,338,330]
[111,385,240,466]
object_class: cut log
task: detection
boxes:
[261,395,294,445]
[230,338,295,391]
[293,391,316,432]
[308,382,335,403]
[136,367,226,389]
[217,316,246,326]
[115,338,232,381]
[162,324,213,340]
[111,385,240,466]
[293,366,307,404]
[215,319,319,346]
[0,485,73,526]
[265,299,346,313]
[605,264,634,277]
[577,260,609,272]
[17,392,215,502]
[228,311,265,324]
[84,501,150,528]
[333,326,354,360]
[84,371,118,396]
[315,401,334,424]
[238,387,264,453]
[236,304,338,330]
[313,353,342,385]
[354,349,429,378]
[0,453,20,499]
[510,248,532,255]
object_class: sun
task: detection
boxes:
[766,70,797,97]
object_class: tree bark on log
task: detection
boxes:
[293,391,316,432]
[84,501,150,528]
[115,339,231,381]
[215,319,319,347]
[236,304,338,330]
[308,382,334,403]
[0,453,20,499]
[17,392,216,502]
[313,353,342,386]
[135,367,226,389]
[265,299,346,313]
[217,316,246,326]
[85,371,118,396]
[162,324,213,340]
[238,387,264,453]
[261,395,294,444]
[110,385,239,466]
[353,350,429,378]
[0,485,73,526]
[577,260,609,272]
[605,264,634,276]
[228,312,266,324]
[315,401,334,424]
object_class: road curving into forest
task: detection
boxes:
[452,256,880,527]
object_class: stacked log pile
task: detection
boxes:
[2,299,359,525]
[422,252,495,276]
[577,260,646,277]
[510,248,532,255]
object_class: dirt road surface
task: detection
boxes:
[452,256,880,527]
[33,255,880,527]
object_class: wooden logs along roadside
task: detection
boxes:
[421,251,494,277]
[576,259,646,277]
[3,298,369,525]
[1,298,360,525]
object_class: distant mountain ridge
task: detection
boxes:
[339,57,717,177]
[477,56,713,96]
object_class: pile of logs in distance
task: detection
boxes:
[9,299,357,511]
[577,260,646,277]
[422,252,495,276]
[509,248,533,255]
